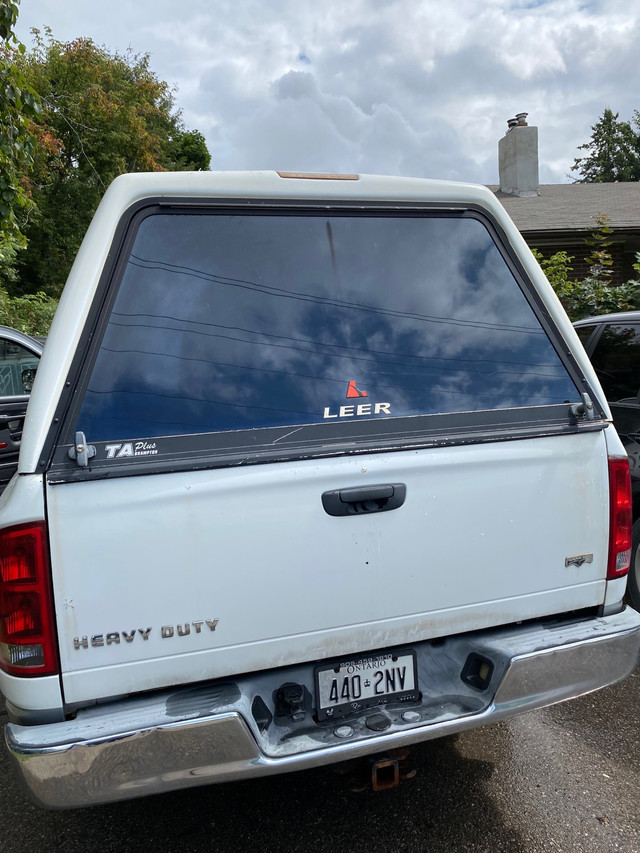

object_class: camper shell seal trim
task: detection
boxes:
[46,405,606,484]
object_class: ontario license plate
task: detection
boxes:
[315,650,419,721]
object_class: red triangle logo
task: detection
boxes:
[346,380,367,399]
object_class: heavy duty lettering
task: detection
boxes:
[72,620,218,650]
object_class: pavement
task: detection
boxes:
[0,662,638,853]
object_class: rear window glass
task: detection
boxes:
[76,210,578,442]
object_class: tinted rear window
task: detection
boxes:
[76,210,578,442]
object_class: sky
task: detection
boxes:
[14,0,640,185]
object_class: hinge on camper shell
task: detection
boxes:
[68,431,96,468]
[570,393,595,421]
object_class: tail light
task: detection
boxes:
[607,457,633,580]
[0,522,59,676]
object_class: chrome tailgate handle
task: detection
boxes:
[321,483,406,517]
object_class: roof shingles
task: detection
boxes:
[487,182,640,234]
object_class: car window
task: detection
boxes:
[75,210,579,445]
[575,324,596,346]
[589,323,640,402]
[0,338,39,397]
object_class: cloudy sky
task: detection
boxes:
[14,0,640,185]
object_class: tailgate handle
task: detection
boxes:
[321,483,406,517]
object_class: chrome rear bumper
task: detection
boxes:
[7,606,640,808]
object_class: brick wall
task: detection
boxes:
[530,241,629,286]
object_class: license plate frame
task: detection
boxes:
[315,649,419,721]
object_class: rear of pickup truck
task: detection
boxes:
[1,171,639,808]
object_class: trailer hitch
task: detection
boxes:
[333,748,416,792]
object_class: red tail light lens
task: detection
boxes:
[0,523,59,676]
[607,457,633,580]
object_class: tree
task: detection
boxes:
[0,1,41,252]
[571,108,640,183]
[533,216,640,320]
[0,287,56,334]
[168,129,210,172]
[13,32,211,296]
[583,213,614,280]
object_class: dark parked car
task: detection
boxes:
[574,312,640,609]
[0,325,43,494]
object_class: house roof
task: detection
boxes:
[487,182,640,236]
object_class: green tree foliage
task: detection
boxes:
[560,270,640,320]
[13,31,211,297]
[584,213,614,280]
[169,129,211,171]
[571,108,640,182]
[0,287,56,334]
[0,0,41,249]
[533,217,640,320]
[530,249,575,298]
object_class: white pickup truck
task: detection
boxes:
[1,171,639,808]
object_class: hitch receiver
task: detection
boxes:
[371,755,400,791]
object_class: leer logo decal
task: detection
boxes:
[323,381,391,419]
[346,380,367,399]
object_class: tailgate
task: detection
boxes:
[48,430,609,705]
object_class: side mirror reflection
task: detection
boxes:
[21,367,37,393]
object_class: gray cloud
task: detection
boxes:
[15,0,640,184]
